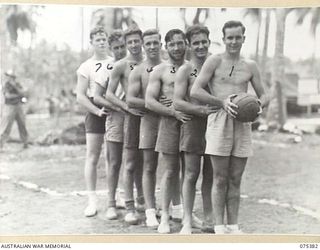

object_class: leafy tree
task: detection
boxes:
[295,8,320,75]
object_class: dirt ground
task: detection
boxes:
[1,114,320,236]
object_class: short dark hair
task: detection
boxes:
[90,26,108,40]
[142,28,161,41]
[124,26,142,41]
[222,20,246,37]
[164,29,186,44]
[185,24,210,43]
[108,29,125,46]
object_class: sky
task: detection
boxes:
[16,4,320,61]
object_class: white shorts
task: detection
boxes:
[205,109,253,158]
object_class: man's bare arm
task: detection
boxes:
[190,55,224,108]
[174,64,217,117]
[76,73,107,117]
[249,60,269,109]
[146,66,192,123]
[93,81,120,112]
[191,55,239,118]
[127,65,146,110]
[145,66,173,117]
[106,61,128,111]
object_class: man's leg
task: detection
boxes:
[142,149,159,227]
[226,156,247,231]
[15,104,28,147]
[105,141,123,219]
[171,154,183,221]
[123,147,142,224]
[134,149,144,210]
[84,133,104,217]
[180,152,201,234]
[210,155,230,233]
[158,153,180,234]
[201,155,214,231]
[0,105,16,149]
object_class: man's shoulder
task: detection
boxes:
[77,56,93,69]
[153,61,167,72]
[209,53,223,62]
[240,57,259,72]
[242,57,257,66]
[177,62,193,74]
[113,57,128,71]
[133,61,147,72]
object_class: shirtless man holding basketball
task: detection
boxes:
[106,26,145,224]
[191,20,268,234]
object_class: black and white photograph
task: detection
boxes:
[0,2,320,238]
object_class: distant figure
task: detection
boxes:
[0,70,29,150]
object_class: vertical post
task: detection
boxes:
[80,7,84,55]
[156,8,159,30]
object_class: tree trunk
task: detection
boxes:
[255,10,262,63]
[260,8,270,89]
[267,8,287,129]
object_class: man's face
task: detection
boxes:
[165,34,186,61]
[110,38,127,61]
[143,34,161,60]
[126,33,142,56]
[223,26,245,55]
[189,32,210,59]
[91,32,108,54]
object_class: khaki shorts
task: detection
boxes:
[124,113,141,148]
[105,110,124,143]
[205,109,253,158]
[155,116,180,155]
[139,112,159,149]
[180,116,207,155]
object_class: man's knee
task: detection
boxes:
[229,174,242,188]
[143,163,156,176]
[185,168,200,184]
[214,175,228,189]
[86,150,100,165]
[109,151,122,167]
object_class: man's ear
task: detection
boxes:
[242,36,246,43]
[222,37,226,44]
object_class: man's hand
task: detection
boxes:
[110,105,122,113]
[127,107,146,116]
[223,94,238,118]
[257,99,263,116]
[96,107,109,117]
[200,104,220,116]
[159,95,172,107]
[174,110,193,123]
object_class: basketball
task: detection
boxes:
[231,93,260,122]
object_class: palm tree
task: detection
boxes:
[91,7,138,32]
[243,8,262,62]
[266,8,299,129]
[260,9,271,88]
[243,8,272,91]
[5,5,37,46]
[295,7,320,75]
[179,8,210,29]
